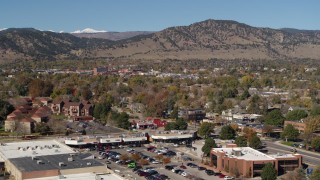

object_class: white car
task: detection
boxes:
[181,172,189,177]
[151,160,160,164]
[173,144,179,147]
[127,148,134,152]
[224,176,234,180]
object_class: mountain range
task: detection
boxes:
[1,19,320,64]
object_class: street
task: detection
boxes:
[263,140,320,167]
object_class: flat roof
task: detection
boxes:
[269,153,298,158]
[0,140,75,160]
[9,153,104,172]
[212,147,275,161]
[25,172,124,180]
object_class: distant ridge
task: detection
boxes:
[1,19,320,63]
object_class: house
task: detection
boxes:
[5,103,52,134]
[93,67,108,75]
[51,99,93,119]
[284,120,306,133]
[179,108,205,122]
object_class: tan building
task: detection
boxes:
[0,140,110,180]
[210,147,302,178]
[284,120,306,133]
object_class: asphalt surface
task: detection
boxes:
[263,140,320,167]
[90,146,221,180]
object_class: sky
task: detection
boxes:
[0,0,319,32]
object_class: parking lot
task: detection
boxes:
[89,145,223,180]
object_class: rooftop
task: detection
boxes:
[0,140,74,160]
[25,172,124,180]
[212,147,275,161]
[10,153,104,172]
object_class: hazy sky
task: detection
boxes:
[0,0,319,32]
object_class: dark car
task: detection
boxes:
[165,165,174,170]
[132,166,142,172]
[166,151,176,156]
[138,171,150,176]
[198,166,206,171]
[187,163,198,168]
[148,170,159,176]
[205,169,214,176]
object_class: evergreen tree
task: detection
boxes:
[261,163,277,180]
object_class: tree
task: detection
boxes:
[155,154,164,161]
[281,124,300,141]
[198,122,215,139]
[220,125,236,140]
[311,165,320,180]
[263,125,273,137]
[164,118,188,131]
[240,89,251,100]
[130,153,141,161]
[0,100,14,121]
[176,118,188,130]
[138,159,149,166]
[34,123,51,135]
[111,111,131,129]
[164,122,179,131]
[248,135,262,149]
[310,106,320,117]
[285,110,308,121]
[120,154,130,161]
[284,168,306,180]
[261,163,277,180]
[243,127,257,141]
[201,138,217,156]
[29,79,53,97]
[235,136,247,147]
[311,137,320,151]
[162,157,171,165]
[264,109,285,126]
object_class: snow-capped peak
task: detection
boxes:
[71,28,107,34]
[0,28,7,31]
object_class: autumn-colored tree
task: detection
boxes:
[243,127,257,141]
[29,79,54,97]
[263,125,273,137]
[130,153,141,161]
[120,154,130,161]
[155,154,164,161]
[138,159,149,166]
[162,157,171,165]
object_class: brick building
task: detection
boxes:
[210,147,302,178]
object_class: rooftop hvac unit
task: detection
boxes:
[58,175,65,179]
[31,156,37,160]
[87,162,92,166]
[59,162,64,167]
[67,157,73,162]
[37,160,43,164]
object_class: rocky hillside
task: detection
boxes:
[71,31,153,41]
[96,20,320,60]
[1,20,320,63]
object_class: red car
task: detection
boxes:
[137,170,150,177]
[180,165,187,169]
[219,174,226,178]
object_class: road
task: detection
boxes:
[263,140,320,167]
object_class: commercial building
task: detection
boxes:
[64,133,148,148]
[210,147,302,178]
[284,120,306,133]
[0,140,110,180]
[150,130,196,144]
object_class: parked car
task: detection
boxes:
[165,165,174,170]
[224,176,234,180]
[151,160,160,164]
[138,171,150,176]
[198,166,206,171]
[166,151,176,156]
[187,163,197,168]
[219,174,226,178]
[205,170,214,176]
[174,144,179,147]
[181,172,189,177]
